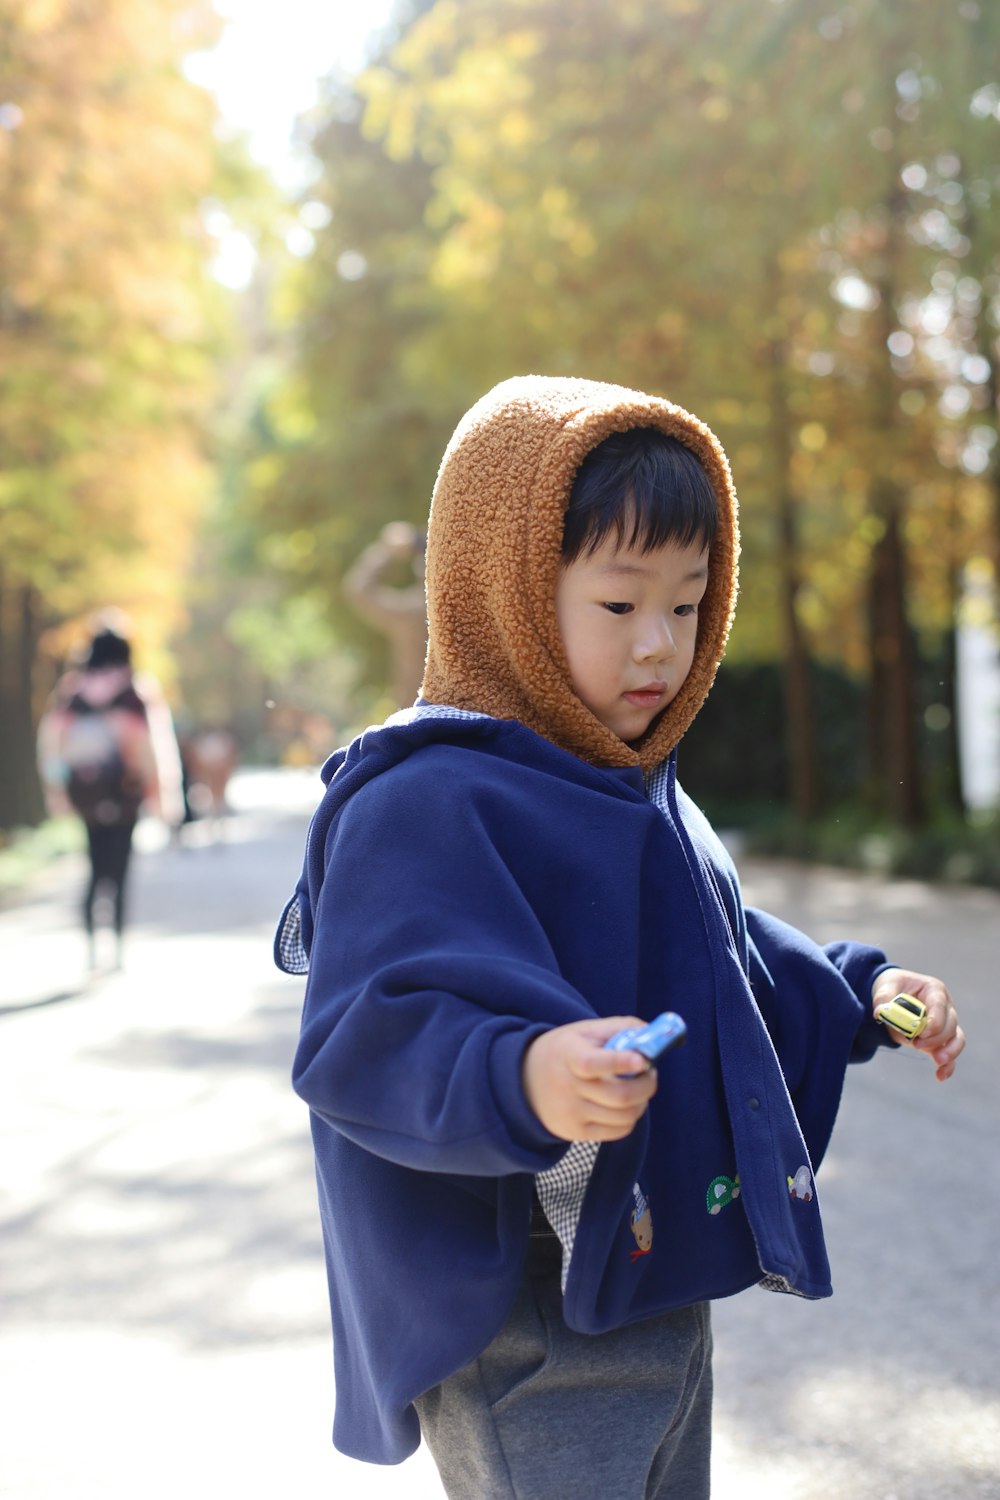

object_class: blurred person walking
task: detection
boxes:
[37,619,183,969]
[179,726,240,842]
[343,521,428,708]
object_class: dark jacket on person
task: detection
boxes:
[276,377,895,1464]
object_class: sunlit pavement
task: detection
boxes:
[1,771,997,1499]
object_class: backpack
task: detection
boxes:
[62,693,147,825]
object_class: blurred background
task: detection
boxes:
[3,11,998,1496]
[2,0,999,883]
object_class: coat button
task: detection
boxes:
[748,1096,760,1110]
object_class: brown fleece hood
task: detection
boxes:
[420,375,740,771]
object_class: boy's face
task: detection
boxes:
[555,534,710,742]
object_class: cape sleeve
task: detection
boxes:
[292,763,585,1178]
[745,906,895,1169]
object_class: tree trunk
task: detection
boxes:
[0,574,46,832]
[939,488,966,814]
[866,496,923,827]
[863,136,924,828]
[940,624,965,814]
[767,339,822,821]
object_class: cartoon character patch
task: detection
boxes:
[629,1182,653,1261]
[706,1173,741,1215]
[787,1165,814,1201]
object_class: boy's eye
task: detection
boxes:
[675,603,698,617]
[604,602,633,615]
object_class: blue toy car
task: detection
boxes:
[605,1012,688,1071]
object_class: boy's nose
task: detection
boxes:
[636,620,677,663]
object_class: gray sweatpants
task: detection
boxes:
[414,1249,713,1500]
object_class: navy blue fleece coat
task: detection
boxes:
[278,710,891,1464]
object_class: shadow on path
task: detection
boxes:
[0,986,94,1019]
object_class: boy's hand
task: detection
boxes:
[522,1017,659,1142]
[872,968,965,1081]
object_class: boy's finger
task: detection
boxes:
[568,1016,680,1082]
[577,1014,648,1044]
[577,1092,649,1123]
[574,1045,650,1080]
[934,1026,965,1062]
[917,1025,965,1080]
[579,1071,658,1107]
[915,1006,959,1050]
[576,1088,657,1135]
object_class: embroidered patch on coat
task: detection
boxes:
[706,1173,741,1215]
[629,1182,653,1260]
[787,1165,814,1201]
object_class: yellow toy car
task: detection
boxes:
[875,992,928,1039]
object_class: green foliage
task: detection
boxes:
[229,0,1000,821]
[238,74,446,677]
[0,816,83,904]
[682,641,969,819]
[3,0,992,831]
[0,0,265,828]
[268,10,996,555]
[743,807,1000,892]
[0,0,229,659]
[679,661,866,815]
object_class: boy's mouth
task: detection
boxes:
[622,683,668,708]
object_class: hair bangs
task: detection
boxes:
[562,428,718,563]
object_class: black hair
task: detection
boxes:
[561,427,718,563]
[85,627,132,670]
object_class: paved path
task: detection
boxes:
[1,772,997,1499]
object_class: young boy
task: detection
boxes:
[276,375,963,1499]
